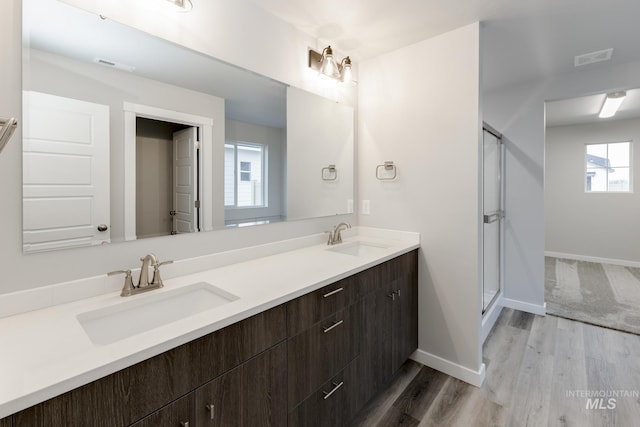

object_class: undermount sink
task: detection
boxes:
[326,241,391,257]
[77,282,238,345]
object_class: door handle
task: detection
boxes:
[205,403,215,420]
[97,224,108,232]
[483,211,504,224]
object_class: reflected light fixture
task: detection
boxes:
[165,0,193,11]
[308,45,356,85]
[340,56,353,85]
[599,91,626,118]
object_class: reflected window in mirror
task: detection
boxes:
[225,142,267,208]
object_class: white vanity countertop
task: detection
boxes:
[0,229,419,418]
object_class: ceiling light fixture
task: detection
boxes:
[599,91,626,118]
[165,0,193,12]
[308,46,356,86]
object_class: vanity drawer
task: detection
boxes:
[288,358,361,427]
[286,275,357,337]
[195,343,287,427]
[287,301,362,408]
[130,392,195,427]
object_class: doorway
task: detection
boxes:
[482,124,504,314]
[135,117,196,239]
[123,103,214,241]
[544,90,640,334]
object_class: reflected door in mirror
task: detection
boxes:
[23,91,110,253]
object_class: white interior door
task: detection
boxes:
[482,127,503,313]
[22,91,110,253]
[172,127,199,234]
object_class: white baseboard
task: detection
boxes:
[410,349,486,387]
[545,251,640,268]
[502,298,546,316]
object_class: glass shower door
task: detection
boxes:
[482,126,503,313]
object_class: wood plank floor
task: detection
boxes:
[349,308,640,427]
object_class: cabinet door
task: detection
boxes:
[195,343,287,427]
[357,282,394,405]
[130,393,195,427]
[0,417,12,427]
[391,271,418,372]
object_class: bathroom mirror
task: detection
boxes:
[22,0,354,253]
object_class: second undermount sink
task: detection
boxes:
[326,241,391,257]
[77,282,238,345]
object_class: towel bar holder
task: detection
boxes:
[322,164,338,181]
[376,161,397,180]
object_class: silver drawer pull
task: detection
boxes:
[322,319,343,333]
[205,403,215,420]
[323,287,344,298]
[180,422,189,427]
[323,381,344,400]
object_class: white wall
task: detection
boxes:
[484,58,640,308]
[224,119,285,223]
[0,0,354,293]
[546,117,640,263]
[358,23,483,382]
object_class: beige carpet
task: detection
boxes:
[545,257,640,335]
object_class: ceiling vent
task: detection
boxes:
[574,48,614,67]
[93,57,136,72]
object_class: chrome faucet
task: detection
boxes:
[109,253,173,297]
[327,222,351,245]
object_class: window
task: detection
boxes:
[224,142,266,207]
[585,142,631,192]
[240,161,251,182]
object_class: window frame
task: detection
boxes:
[584,140,633,194]
[224,141,268,208]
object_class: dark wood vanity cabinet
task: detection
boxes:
[8,250,418,426]
[287,250,418,426]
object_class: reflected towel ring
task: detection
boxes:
[322,164,338,181]
[376,161,397,180]
[0,117,18,154]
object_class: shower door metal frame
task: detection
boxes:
[482,123,504,315]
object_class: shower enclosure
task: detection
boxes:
[482,124,503,313]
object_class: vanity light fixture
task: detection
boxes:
[599,91,626,118]
[320,46,339,78]
[165,0,193,11]
[308,46,356,85]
